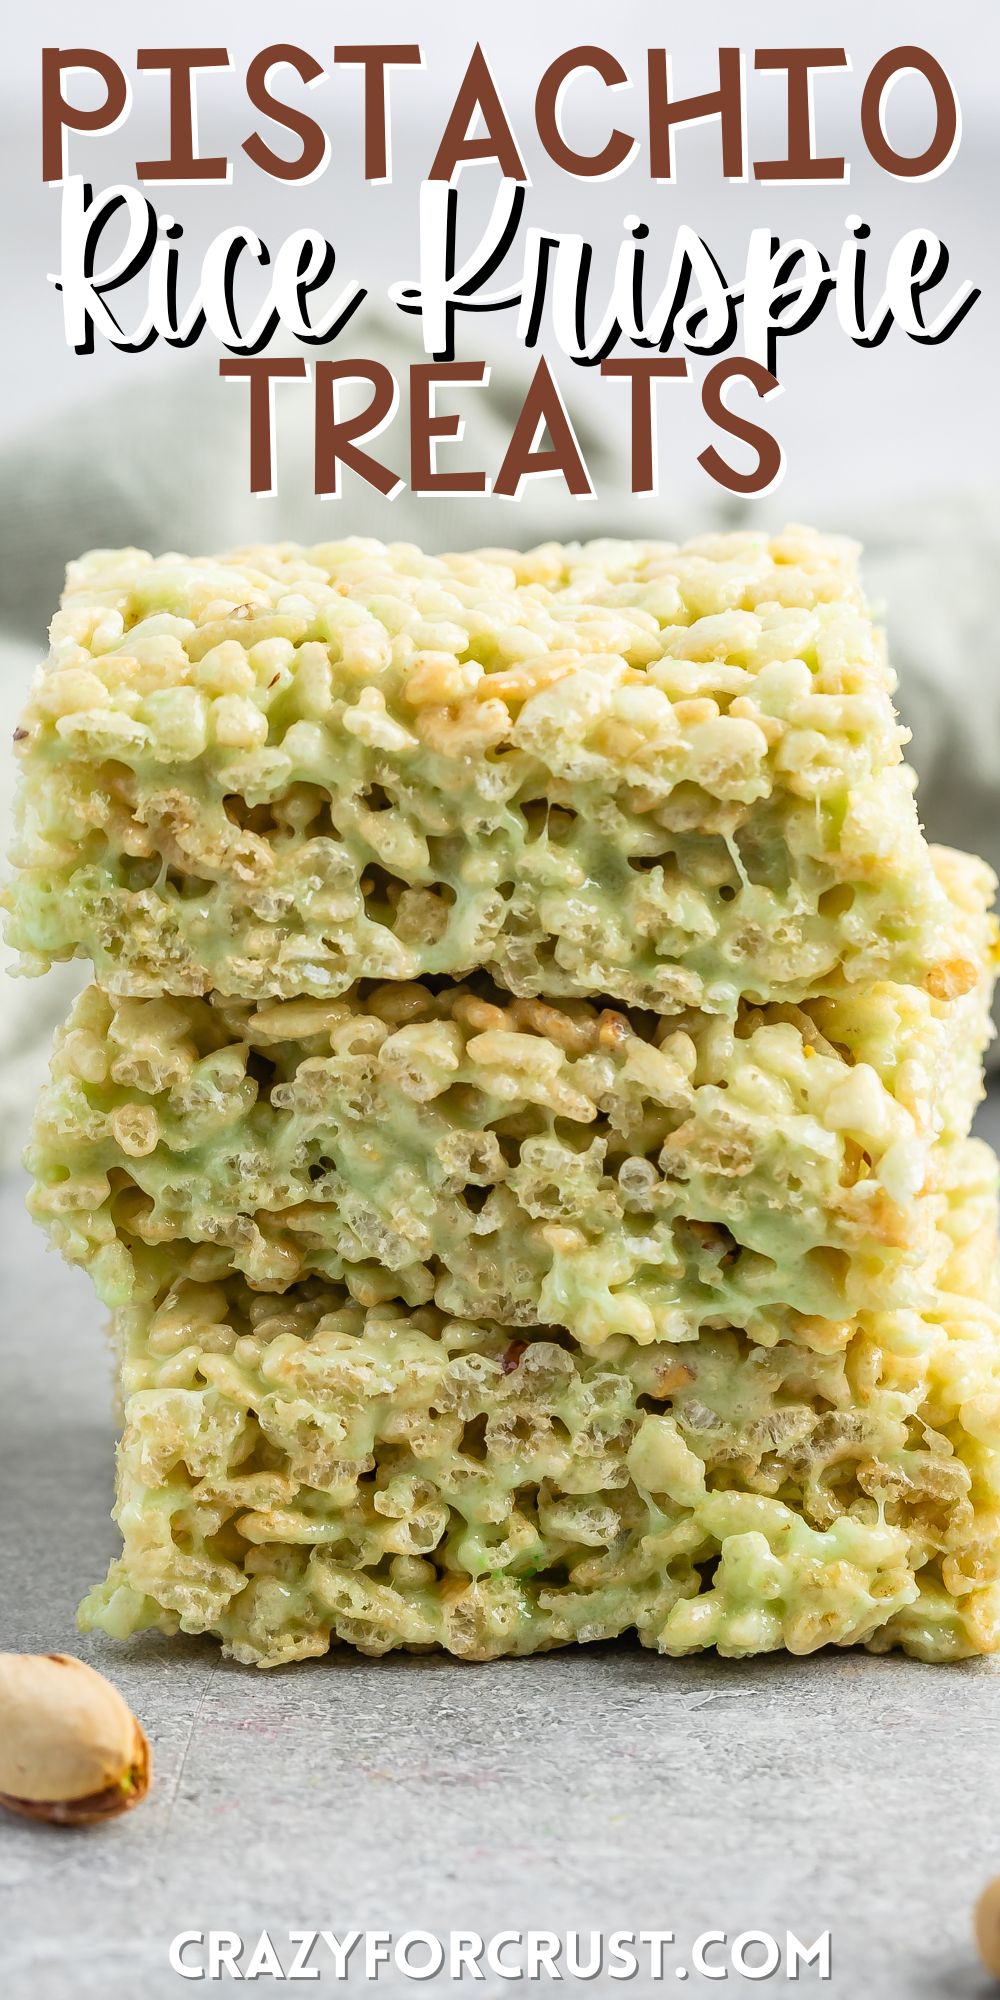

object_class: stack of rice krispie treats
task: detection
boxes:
[8,526,1000,1666]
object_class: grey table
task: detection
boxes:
[4,1104,1000,2000]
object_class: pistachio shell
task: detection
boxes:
[0,1654,150,1823]
[975,1876,1000,1980]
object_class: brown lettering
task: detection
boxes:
[334,45,423,180]
[535,47,634,179]
[600,358,689,493]
[315,360,401,496]
[754,49,848,181]
[243,46,327,182]
[699,358,783,496]
[410,363,488,493]
[429,43,527,181]
[861,46,959,178]
[136,48,230,181]
[42,47,129,182]
[648,48,744,181]
[219,357,309,494]
[494,358,593,499]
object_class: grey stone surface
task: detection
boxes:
[3,1103,1000,1999]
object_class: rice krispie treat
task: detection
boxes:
[5,528,973,1009]
[78,1145,1000,1667]
[28,904,996,1340]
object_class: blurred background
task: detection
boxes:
[1,0,998,1150]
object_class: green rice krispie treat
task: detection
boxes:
[28,922,996,1340]
[78,1147,1000,1667]
[5,528,978,1009]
